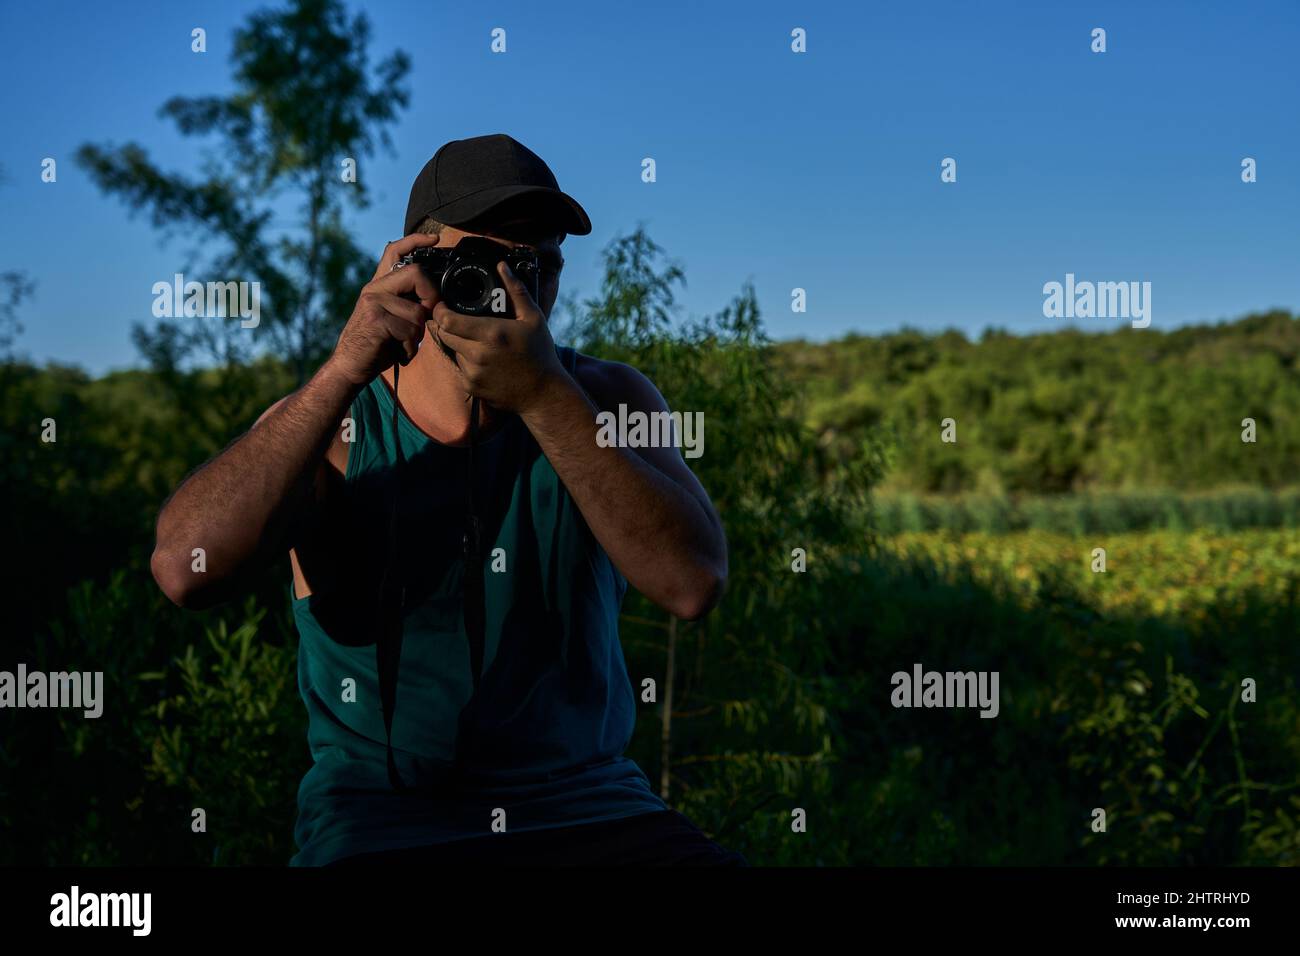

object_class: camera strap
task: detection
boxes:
[377,364,489,792]
[463,395,487,691]
[377,362,408,791]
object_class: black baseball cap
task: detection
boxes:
[403,134,592,242]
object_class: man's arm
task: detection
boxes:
[149,366,356,609]
[432,262,727,620]
[521,357,728,621]
[151,233,442,609]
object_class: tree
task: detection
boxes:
[566,227,882,862]
[76,0,411,390]
[0,271,34,362]
[0,165,36,361]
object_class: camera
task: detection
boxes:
[395,236,539,316]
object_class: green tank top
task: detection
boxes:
[289,346,665,865]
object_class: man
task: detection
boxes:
[149,134,742,866]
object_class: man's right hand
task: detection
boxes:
[151,235,447,609]
[326,234,444,387]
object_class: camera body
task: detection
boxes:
[395,236,539,317]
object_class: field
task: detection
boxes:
[4,241,1297,864]
[879,528,1300,622]
[840,526,1300,865]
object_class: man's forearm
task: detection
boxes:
[151,360,360,608]
[519,371,726,620]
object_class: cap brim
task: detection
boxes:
[426,184,592,238]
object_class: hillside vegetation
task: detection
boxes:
[775,310,1300,496]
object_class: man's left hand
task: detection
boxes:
[431,261,567,414]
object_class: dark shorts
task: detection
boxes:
[329,809,748,867]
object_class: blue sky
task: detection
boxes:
[1,0,1297,374]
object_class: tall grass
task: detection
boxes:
[873,487,1300,536]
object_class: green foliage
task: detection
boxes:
[817,533,1300,865]
[874,486,1300,535]
[3,218,1297,865]
[2,566,304,865]
[563,227,881,863]
[781,312,1300,494]
[75,0,408,381]
[0,269,35,358]
[140,605,303,865]
[871,531,1300,864]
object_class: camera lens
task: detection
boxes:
[443,264,494,314]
